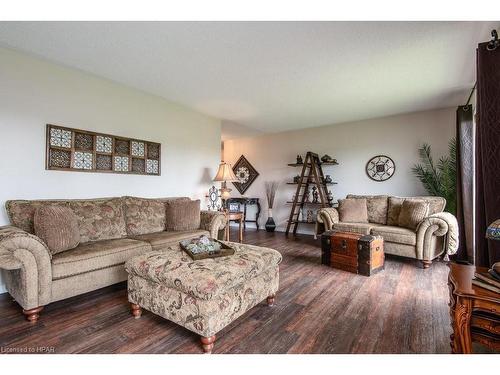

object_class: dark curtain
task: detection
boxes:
[455,105,474,263]
[475,41,500,267]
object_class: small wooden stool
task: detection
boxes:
[225,211,243,243]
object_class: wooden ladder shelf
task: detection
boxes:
[285,152,331,236]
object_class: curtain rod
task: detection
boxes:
[463,29,498,107]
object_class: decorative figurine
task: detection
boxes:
[296,155,303,164]
[306,209,314,223]
[327,191,334,204]
[304,188,310,203]
[312,186,319,203]
[324,175,333,184]
[321,154,332,163]
[298,207,303,222]
[293,174,301,183]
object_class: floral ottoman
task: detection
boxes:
[124,241,282,353]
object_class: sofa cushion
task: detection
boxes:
[131,229,210,251]
[333,222,381,235]
[125,242,282,300]
[338,198,368,223]
[398,199,429,230]
[52,238,151,280]
[123,197,166,236]
[387,197,405,226]
[347,195,388,224]
[34,205,80,255]
[165,199,201,231]
[6,200,71,234]
[69,198,127,243]
[371,226,417,246]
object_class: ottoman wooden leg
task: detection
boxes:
[267,294,275,306]
[422,260,432,269]
[200,335,216,354]
[22,306,43,323]
[130,303,142,319]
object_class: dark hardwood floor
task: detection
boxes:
[0,230,452,354]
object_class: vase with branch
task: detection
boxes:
[411,138,457,214]
[265,181,279,232]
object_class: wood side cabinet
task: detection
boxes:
[448,262,500,353]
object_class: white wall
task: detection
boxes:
[0,47,221,292]
[223,108,455,233]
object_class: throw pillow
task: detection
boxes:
[387,197,405,226]
[398,200,429,230]
[165,199,201,231]
[34,205,81,255]
[338,198,369,223]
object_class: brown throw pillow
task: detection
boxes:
[398,200,429,230]
[387,197,405,226]
[34,205,80,255]
[165,199,201,231]
[338,198,369,223]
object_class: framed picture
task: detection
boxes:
[232,155,259,194]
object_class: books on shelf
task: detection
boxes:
[472,272,500,293]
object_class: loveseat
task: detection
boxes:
[316,194,459,268]
[0,196,226,322]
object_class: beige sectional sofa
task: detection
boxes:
[316,194,459,268]
[0,196,226,321]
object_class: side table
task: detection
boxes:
[225,211,243,243]
[448,262,500,353]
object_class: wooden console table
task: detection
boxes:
[448,262,499,353]
[226,197,261,230]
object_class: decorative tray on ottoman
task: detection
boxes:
[180,235,235,260]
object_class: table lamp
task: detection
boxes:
[213,161,238,210]
[486,219,500,241]
[486,219,500,281]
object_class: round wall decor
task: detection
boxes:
[365,155,395,182]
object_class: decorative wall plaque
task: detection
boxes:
[46,124,161,175]
[232,155,259,194]
[365,155,395,182]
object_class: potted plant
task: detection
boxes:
[265,181,279,232]
[411,138,457,214]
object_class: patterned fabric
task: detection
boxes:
[387,196,446,226]
[131,230,209,251]
[398,200,429,230]
[34,205,80,255]
[417,212,459,256]
[332,222,380,235]
[337,198,368,223]
[123,197,166,236]
[128,266,279,337]
[0,225,52,309]
[316,207,339,235]
[52,238,152,280]
[125,242,282,301]
[199,210,227,238]
[371,226,416,246]
[69,198,127,243]
[346,195,388,224]
[165,199,201,232]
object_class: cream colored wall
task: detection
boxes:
[223,108,455,234]
[0,47,221,293]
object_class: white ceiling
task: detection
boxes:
[0,21,497,138]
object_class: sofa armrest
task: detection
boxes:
[200,211,227,239]
[416,212,459,261]
[316,207,339,235]
[0,225,52,309]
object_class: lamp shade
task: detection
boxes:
[213,162,238,182]
[486,219,500,240]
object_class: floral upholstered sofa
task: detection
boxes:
[0,196,226,322]
[316,194,459,268]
